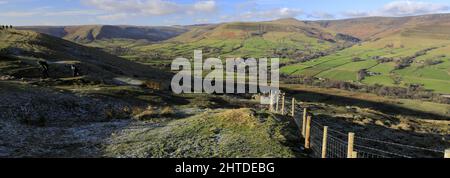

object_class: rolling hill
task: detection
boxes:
[15,14,450,94]
[17,25,188,43]
[317,13,450,40]
[0,29,170,82]
[283,14,450,94]
[18,25,189,59]
[127,18,359,65]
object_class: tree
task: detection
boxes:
[424,59,443,66]
[357,69,367,81]
[352,57,363,62]
[10,25,13,29]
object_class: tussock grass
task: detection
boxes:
[105,108,300,158]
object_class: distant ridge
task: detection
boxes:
[18,25,188,43]
[17,13,450,43]
[316,13,450,39]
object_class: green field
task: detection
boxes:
[281,31,450,94]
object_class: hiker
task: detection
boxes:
[70,64,80,77]
[38,61,49,78]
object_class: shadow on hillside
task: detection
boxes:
[268,113,308,158]
[312,113,450,158]
[283,88,450,120]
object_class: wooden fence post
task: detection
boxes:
[322,126,328,158]
[275,92,280,113]
[347,132,355,158]
[281,93,285,115]
[445,149,450,158]
[302,108,308,137]
[269,91,274,112]
[352,151,358,158]
[304,116,312,149]
[291,98,295,117]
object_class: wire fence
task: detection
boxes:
[262,91,449,158]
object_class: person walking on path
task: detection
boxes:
[71,64,81,77]
[38,61,49,78]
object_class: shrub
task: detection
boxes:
[352,57,364,62]
[161,107,175,117]
[424,59,443,66]
[133,106,176,121]
[104,106,132,121]
[282,75,449,104]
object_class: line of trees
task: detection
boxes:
[282,75,450,104]
[0,25,13,30]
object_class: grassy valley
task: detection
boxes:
[1,13,449,158]
[119,19,358,65]
[281,14,450,94]
[17,25,189,57]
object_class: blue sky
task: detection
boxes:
[1,0,450,26]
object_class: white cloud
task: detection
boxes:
[0,10,100,17]
[97,13,130,21]
[195,18,210,23]
[227,7,302,22]
[380,1,449,16]
[275,8,303,18]
[343,1,449,18]
[342,11,370,18]
[45,10,101,16]
[82,0,217,20]
[307,12,335,19]
[193,0,216,12]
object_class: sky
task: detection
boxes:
[0,0,450,26]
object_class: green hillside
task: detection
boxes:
[317,13,450,40]
[282,22,450,94]
[125,18,358,64]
